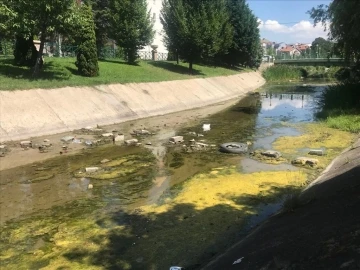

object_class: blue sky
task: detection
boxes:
[247,0,332,44]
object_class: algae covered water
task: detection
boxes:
[0,84,354,270]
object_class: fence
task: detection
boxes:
[0,39,173,61]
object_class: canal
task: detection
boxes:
[0,83,355,270]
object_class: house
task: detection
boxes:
[261,38,275,54]
[277,45,301,58]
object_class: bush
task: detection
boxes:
[262,65,303,82]
[317,81,360,133]
[75,4,99,77]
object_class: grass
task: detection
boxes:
[316,81,360,133]
[325,115,360,133]
[0,57,244,90]
[262,64,343,82]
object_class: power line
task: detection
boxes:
[261,21,307,25]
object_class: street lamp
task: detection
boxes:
[316,44,319,58]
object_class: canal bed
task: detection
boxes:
[0,84,356,270]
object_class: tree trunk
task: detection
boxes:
[189,61,193,74]
[32,30,46,77]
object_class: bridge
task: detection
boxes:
[273,58,351,67]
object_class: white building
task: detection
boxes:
[139,0,168,54]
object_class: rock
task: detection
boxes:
[20,140,32,147]
[261,150,282,158]
[61,136,74,143]
[145,142,152,145]
[125,138,138,145]
[86,167,100,173]
[0,145,7,152]
[169,136,184,144]
[102,133,114,137]
[133,129,151,135]
[43,139,50,143]
[100,159,110,164]
[84,140,93,146]
[308,149,324,156]
[195,142,208,148]
[291,157,318,166]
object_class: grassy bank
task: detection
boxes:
[317,81,360,133]
[263,65,343,83]
[0,57,243,90]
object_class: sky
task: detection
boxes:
[247,0,332,44]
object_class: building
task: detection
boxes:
[277,45,301,58]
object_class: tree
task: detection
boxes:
[0,0,74,75]
[72,3,99,76]
[309,0,360,62]
[109,0,154,64]
[311,37,333,58]
[84,0,112,58]
[218,0,262,68]
[161,0,233,72]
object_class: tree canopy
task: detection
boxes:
[309,0,360,62]
[109,0,154,64]
[161,0,261,71]
[219,0,262,68]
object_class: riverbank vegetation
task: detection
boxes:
[0,57,242,90]
[262,65,344,82]
[317,81,360,133]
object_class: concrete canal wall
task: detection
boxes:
[0,72,265,142]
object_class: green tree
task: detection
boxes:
[161,0,233,72]
[72,3,99,77]
[84,0,112,58]
[0,0,74,75]
[311,37,333,58]
[218,0,262,68]
[309,0,360,62]
[109,0,154,64]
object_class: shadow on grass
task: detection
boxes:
[147,61,204,75]
[62,184,300,270]
[99,58,140,66]
[0,58,71,81]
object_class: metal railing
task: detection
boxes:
[0,39,175,62]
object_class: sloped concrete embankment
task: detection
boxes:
[0,72,265,142]
[202,138,360,270]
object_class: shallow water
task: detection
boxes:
[0,84,331,269]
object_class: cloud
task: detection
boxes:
[258,19,329,42]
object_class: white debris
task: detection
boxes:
[125,138,139,145]
[85,167,99,173]
[232,257,244,265]
[202,123,211,132]
[169,136,184,144]
[115,135,125,142]
[102,133,114,137]
[88,184,93,189]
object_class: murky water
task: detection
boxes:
[0,84,328,269]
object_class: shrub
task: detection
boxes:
[75,4,99,77]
